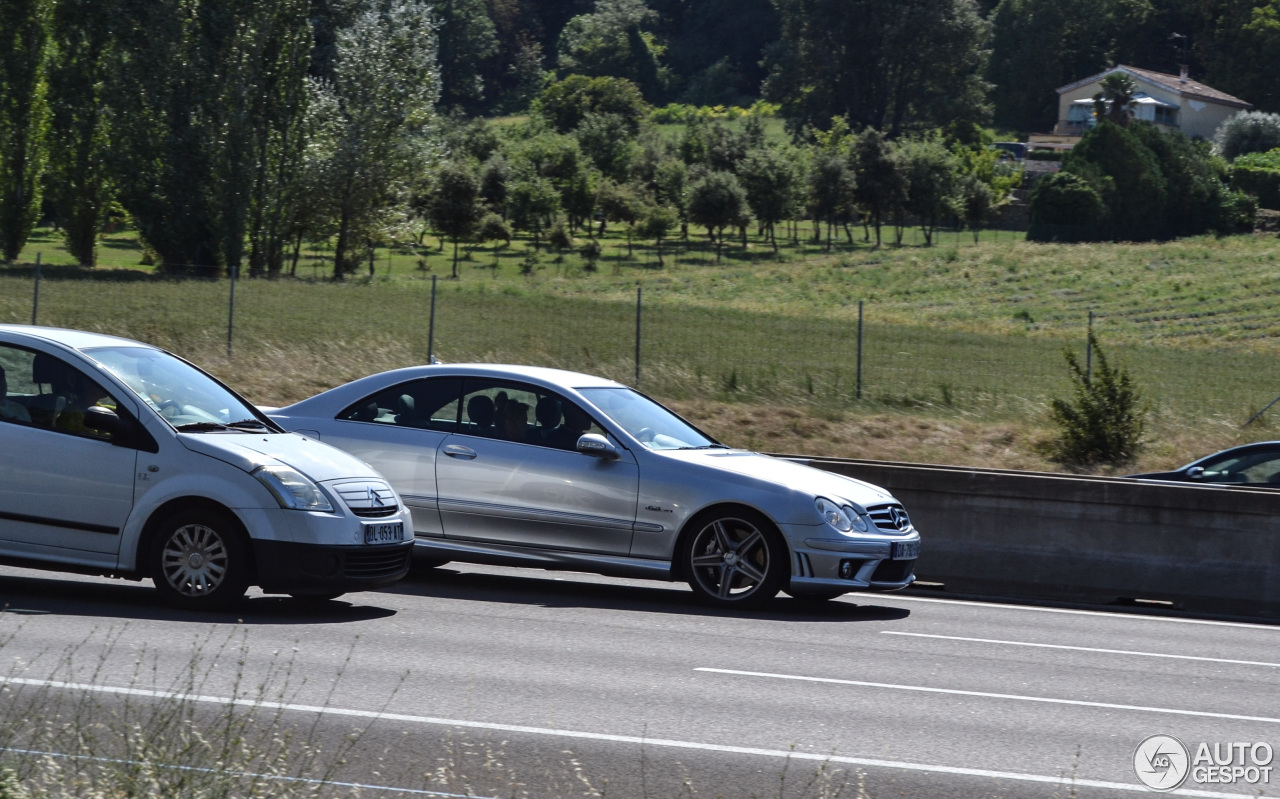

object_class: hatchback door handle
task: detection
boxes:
[443,444,477,459]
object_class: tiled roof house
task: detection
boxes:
[1054,65,1251,140]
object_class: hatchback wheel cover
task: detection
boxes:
[689,518,770,600]
[161,524,230,597]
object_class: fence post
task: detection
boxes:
[856,300,864,400]
[426,274,437,363]
[635,284,642,386]
[1085,310,1094,384]
[31,253,41,325]
[227,263,238,358]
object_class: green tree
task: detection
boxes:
[556,0,668,100]
[507,175,560,250]
[596,178,643,249]
[898,137,959,246]
[108,0,316,276]
[1092,72,1138,127]
[986,0,1153,134]
[428,161,484,278]
[1063,121,1166,240]
[956,173,995,242]
[1026,172,1106,241]
[738,146,801,252]
[436,0,499,109]
[1049,332,1146,467]
[1214,111,1280,160]
[636,201,676,265]
[806,149,856,250]
[535,74,649,134]
[764,0,990,136]
[687,170,748,263]
[575,112,637,181]
[850,129,906,247]
[308,0,442,278]
[44,0,113,266]
[0,0,51,262]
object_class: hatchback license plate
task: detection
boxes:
[364,522,403,545]
[891,540,919,560]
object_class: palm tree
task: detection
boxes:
[1093,73,1138,127]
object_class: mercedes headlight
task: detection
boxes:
[253,464,333,511]
[815,497,869,533]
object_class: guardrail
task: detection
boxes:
[786,457,1280,618]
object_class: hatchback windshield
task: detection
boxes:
[87,346,265,430]
[578,388,720,450]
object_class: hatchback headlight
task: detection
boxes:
[253,464,333,512]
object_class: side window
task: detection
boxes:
[0,346,117,441]
[0,345,36,428]
[337,378,462,432]
[459,379,606,450]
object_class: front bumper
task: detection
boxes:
[251,540,413,594]
[782,525,920,595]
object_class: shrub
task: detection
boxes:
[1214,111,1280,160]
[1027,172,1106,241]
[1231,149,1280,210]
[1026,149,1063,161]
[1215,189,1257,234]
[1064,122,1167,241]
[1048,332,1146,467]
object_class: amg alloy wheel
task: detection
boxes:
[682,509,786,608]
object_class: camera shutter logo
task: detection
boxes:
[1134,735,1190,791]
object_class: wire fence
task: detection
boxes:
[5,259,1280,427]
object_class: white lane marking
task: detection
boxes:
[1,746,478,798]
[695,668,1280,725]
[876,594,1280,631]
[881,631,1280,668]
[0,675,1255,799]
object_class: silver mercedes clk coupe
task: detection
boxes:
[269,364,920,608]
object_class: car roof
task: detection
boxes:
[0,324,153,352]
[381,363,627,390]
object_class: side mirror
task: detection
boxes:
[84,405,123,436]
[577,433,619,460]
[1185,466,1205,480]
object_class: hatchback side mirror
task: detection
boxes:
[577,433,619,460]
[1185,466,1205,479]
[84,405,123,436]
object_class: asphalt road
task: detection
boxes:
[0,558,1277,799]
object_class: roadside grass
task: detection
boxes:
[0,625,384,798]
[7,228,1280,472]
[0,619,871,799]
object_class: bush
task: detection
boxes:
[1048,332,1146,467]
[1027,172,1106,241]
[1215,189,1258,234]
[1214,111,1280,160]
[534,75,649,134]
[1231,165,1280,210]
[1026,149,1063,161]
[1064,122,1167,241]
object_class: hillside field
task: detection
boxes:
[6,226,1280,473]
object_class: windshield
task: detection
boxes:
[578,388,720,450]
[86,346,265,431]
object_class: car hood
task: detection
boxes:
[661,449,896,507]
[179,432,380,483]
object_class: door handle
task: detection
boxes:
[443,444,477,460]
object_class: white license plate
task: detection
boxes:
[363,522,403,545]
[891,540,920,560]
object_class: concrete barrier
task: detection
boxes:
[789,457,1280,617]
